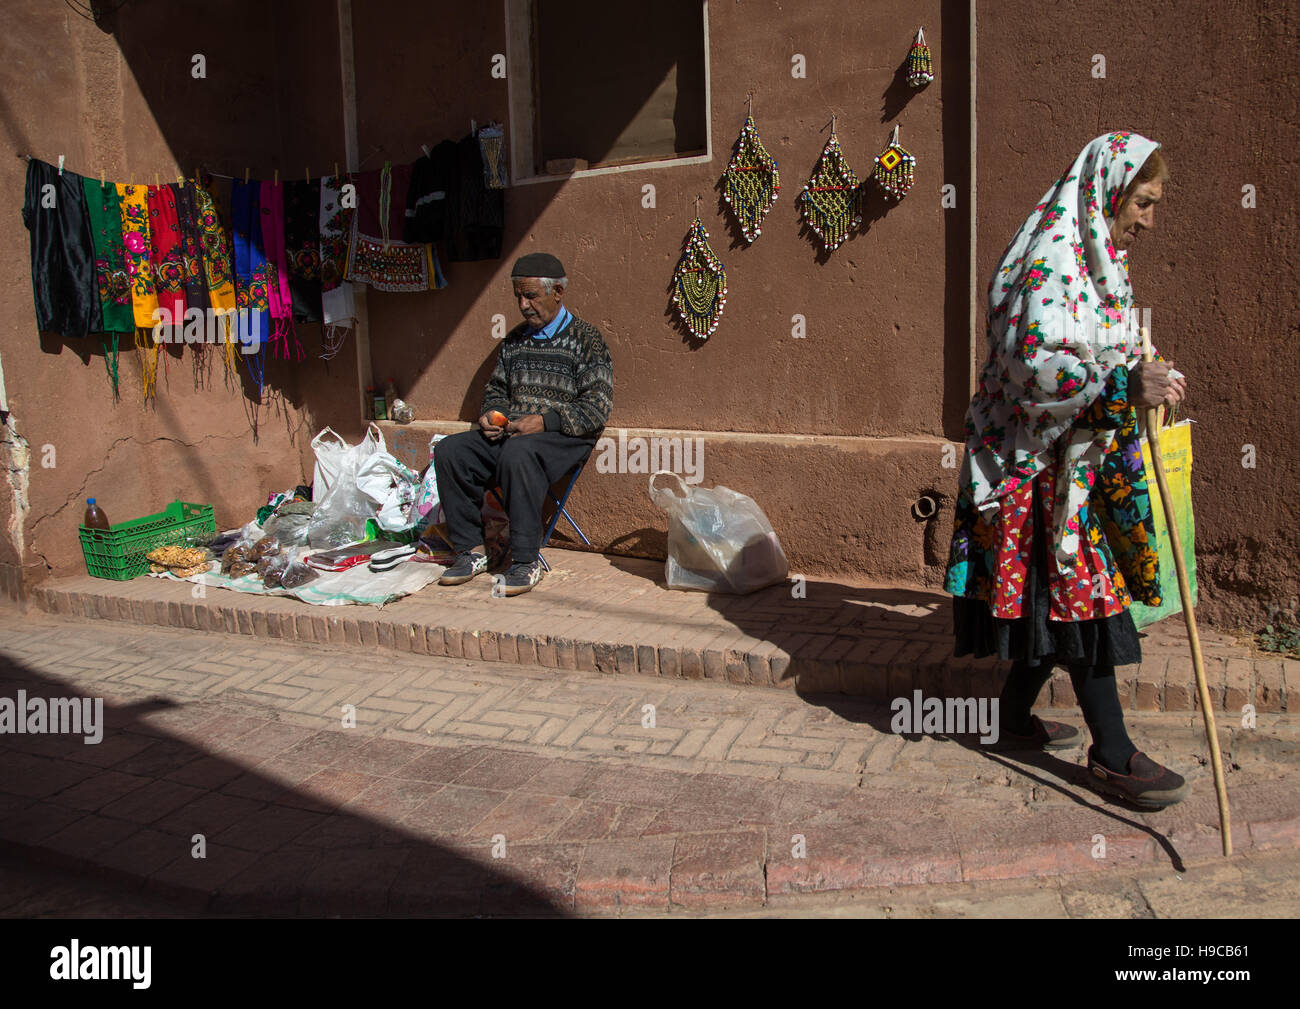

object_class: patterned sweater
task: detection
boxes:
[480,313,614,438]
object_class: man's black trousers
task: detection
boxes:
[433,429,595,565]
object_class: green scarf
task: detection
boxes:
[82,178,133,395]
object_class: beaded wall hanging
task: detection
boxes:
[908,27,934,87]
[671,212,728,339]
[799,122,861,252]
[722,102,780,243]
[873,124,916,201]
[479,123,507,189]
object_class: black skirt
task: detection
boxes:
[952,482,1141,668]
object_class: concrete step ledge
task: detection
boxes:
[26,550,1293,716]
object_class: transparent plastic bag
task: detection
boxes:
[263,511,311,546]
[648,470,788,594]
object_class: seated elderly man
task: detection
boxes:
[434,252,614,595]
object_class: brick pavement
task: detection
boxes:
[27,550,1294,713]
[0,607,1297,915]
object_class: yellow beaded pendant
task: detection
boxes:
[799,129,861,253]
[671,217,728,339]
[873,124,916,201]
[722,113,780,243]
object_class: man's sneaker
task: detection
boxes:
[1086,747,1190,809]
[992,715,1081,751]
[495,559,545,596]
[438,550,489,586]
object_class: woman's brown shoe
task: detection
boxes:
[1086,747,1189,809]
[993,715,1081,751]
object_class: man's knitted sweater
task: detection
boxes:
[480,313,614,438]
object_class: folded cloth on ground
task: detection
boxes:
[150,544,443,607]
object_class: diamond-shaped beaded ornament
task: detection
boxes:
[722,115,781,243]
[873,124,916,201]
[799,131,862,252]
[671,217,728,339]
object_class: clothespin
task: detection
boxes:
[244,167,250,184]
[421,144,431,158]
[471,118,477,135]
[176,172,184,185]
[306,166,311,183]
[58,155,65,175]
[154,172,160,189]
[100,168,105,186]
[273,169,278,185]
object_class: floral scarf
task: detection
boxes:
[959,131,1161,561]
[173,182,210,313]
[231,180,271,391]
[146,184,187,328]
[260,180,302,360]
[81,178,133,334]
[115,184,158,329]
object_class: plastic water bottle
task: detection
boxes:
[83,498,111,530]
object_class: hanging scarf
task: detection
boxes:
[146,184,187,330]
[194,175,238,370]
[21,159,100,339]
[81,178,133,396]
[319,173,357,357]
[81,178,133,335]
[960,131,1160,561]
[285,179,323,323]
[347,162,432,292]
[173,182,210,315]
[231,180,271,391]
[259,180,302,360]
[117,183,162,397]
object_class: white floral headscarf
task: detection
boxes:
[960,131,1161,561]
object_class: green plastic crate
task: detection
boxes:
[78,501,216,580]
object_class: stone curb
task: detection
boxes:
[26,557,1293,716]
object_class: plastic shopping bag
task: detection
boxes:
[409,434,447,527]
[310,424,384,500]
[306,425,387,548]
[1131,420,1198,630]
[648,470,788,594]
[356,452,421,532]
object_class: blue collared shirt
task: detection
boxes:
[528,304,571,340]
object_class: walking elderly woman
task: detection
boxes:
[945,132,1189,808]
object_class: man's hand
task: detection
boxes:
[507,414,546,436]
[478,413,506,440]
[1131,361,1187,410]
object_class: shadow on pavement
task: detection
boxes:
[0,653,568,917]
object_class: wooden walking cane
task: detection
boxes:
[1140,326,1231,855]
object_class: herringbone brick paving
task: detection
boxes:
[1,602,1297,915]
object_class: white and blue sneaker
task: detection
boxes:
[438,550,490,586]
[496,559,545,596]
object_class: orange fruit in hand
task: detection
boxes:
[487,410,509,427]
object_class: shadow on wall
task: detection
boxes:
[0,650,568,915]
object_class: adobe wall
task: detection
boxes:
[0,0,363,600]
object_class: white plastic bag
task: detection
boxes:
[648,470,789,594]
[356,453,421,532]
[306,425,386,547]
[310,424,384,499]
[408,434,447,527]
